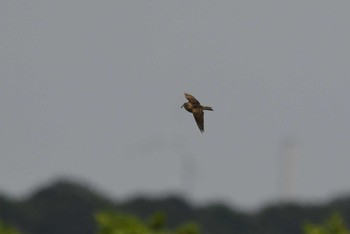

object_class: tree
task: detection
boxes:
[0,220,21,234]
[95,211,200,234]
[304,213,350,234]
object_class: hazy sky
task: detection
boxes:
[1,1,350,209]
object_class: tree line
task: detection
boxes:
[1,179,350,234]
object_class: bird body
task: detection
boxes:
[181,93,213,133]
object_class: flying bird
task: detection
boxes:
[181,93,213,133]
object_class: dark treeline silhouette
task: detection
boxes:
[1,179,350,234]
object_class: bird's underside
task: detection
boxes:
[181,93,213,133]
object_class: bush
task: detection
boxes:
[304,213,350,234]
[95,211,200,234]
[0,220,21,234]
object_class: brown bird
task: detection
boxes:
[181,93,213,133]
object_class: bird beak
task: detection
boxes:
[181,104,184,108]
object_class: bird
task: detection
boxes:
[181,93,213,133]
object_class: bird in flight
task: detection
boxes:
[181,93,213,133]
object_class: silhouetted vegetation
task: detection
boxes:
[0,219,21,234]
[304,213,350,234]
[96,211,200,234]
[1,179,350,234]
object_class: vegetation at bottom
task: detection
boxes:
[96,211,199,234]
[2,179,350,234]
[2,205,350,234]
[0,220,21,234]
[304,213,350,234]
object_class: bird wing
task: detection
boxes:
[193,110,204,133]
[184,93,200,105]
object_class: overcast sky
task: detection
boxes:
[1,1,350,209]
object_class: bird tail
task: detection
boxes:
[203,106,213,111]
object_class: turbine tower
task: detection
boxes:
[180,153,195,198]
[279,136,298,201]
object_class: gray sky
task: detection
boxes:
[1,1,350,209]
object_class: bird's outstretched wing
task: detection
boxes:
[184,93,200,105]
[193,111,204,133]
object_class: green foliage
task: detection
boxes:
[0,220,21,234]
[95,211,200,234]
[7,179,350,234]
[175,223,199,234]
[148,211,166,231]
[304,213,350,234]
[96,212,150,234]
